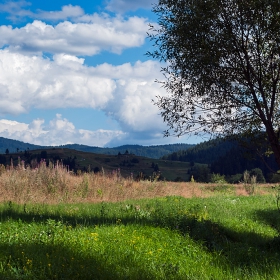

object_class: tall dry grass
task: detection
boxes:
[0,160,274,204]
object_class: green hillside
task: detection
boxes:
[2,148,191,182]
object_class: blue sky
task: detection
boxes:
[0,0,202,147]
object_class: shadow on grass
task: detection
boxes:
[254,208,280,231]
[0,200,280,279]
[0,242,157,280]
[254,208,280,249]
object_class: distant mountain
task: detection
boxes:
[0,137,194,159]
[59,143,195,159]
[0,137,45,154]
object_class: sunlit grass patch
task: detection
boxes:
[0,218,217,279]
[0,195,280,279]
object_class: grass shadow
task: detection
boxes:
[0,199,280,278]
[0,242,160,280]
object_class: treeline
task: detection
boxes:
[60,143,194,159]
[0,150,77,171]
[163,138,280,183]
[162,138,235,163]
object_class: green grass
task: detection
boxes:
[0,195,280,279]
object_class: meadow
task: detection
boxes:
[0,161,280,279]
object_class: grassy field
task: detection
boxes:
[0,162,280,279]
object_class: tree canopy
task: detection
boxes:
[148,0,280,168]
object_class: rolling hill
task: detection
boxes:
[0,147,191,182]
[0,137,194,159]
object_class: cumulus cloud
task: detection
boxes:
[105,0,155,13]
[0,1,155,22]
[98,61,167,133]
[0,1,178,146]
[0,1,85,22]
[0,0,33,22]
[36,5,84,21]
[0,50,167,136]
[0,50,115,111]
[0,115,126,146]
[0,15,149,56]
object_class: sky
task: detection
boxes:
[0,0,202,147]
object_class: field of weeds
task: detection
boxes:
[0,160,275,204]
[0,162,280,279]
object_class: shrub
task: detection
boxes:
[210,173,227,184]
[250,168,266,183]
[243,170,256,195]
[227,173,243,184]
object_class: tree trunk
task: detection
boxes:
[266,127,280,171]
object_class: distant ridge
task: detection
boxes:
[0,137,194,159]
[59,143,194,159]
[0,137,45,154]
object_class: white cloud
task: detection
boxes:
[37,5,84,21]
[0,0,33,22]
[0,50,167,136]
[94,60,167,133]
[105,0,154,13]
[0,15,149,56]
[0,49,115,111]
[0,115,126,146]
[0,2,84,22]
[0,1,154,22]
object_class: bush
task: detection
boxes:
[227,173,243,184]
[249,168,266,183]
[210,173,227,184]
[190,165,210,182]
[269,173,280,183]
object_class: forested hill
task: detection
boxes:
[162,137,278,179]
[161,138,236,164]
[0,137,194,159]
[0,137,44,154]
[58,143,194,159]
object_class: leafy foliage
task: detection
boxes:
[149,0,280,168]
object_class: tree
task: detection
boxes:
[148,0,280,168]
[5,148,9,155]
[190,165,211,182]
[249,168,266,183]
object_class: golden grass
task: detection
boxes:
[0,161,275,204]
